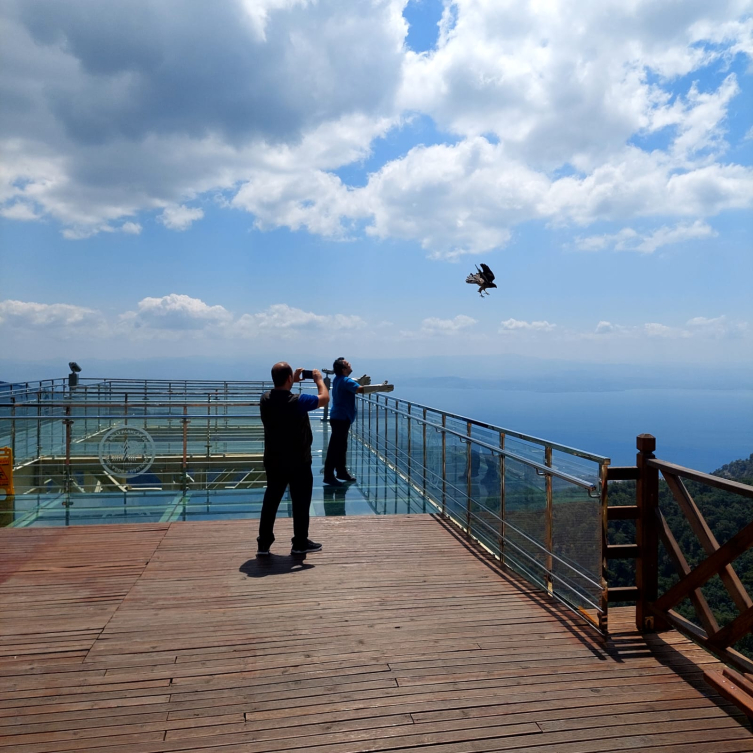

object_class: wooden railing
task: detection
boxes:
[606,434,753,674]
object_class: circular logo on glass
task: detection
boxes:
[98,426,156,478]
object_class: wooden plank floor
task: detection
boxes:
[0,514,750,753]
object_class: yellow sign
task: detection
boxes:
[0,447,14,495]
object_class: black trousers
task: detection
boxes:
[257,464,312,549]
[324,418,351,478]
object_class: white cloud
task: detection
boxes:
[422,315,477,334]
[576,220,717,253]
[592,315,749,340]
[0,1,406,238]
[0,0,750,256]
[119,294,233,332]
[686,315,749,338]
[234,304,366,338]
[158,206,204,232]
[595,321,621,335]
[121,221,142,235]
[644,322,685,338]
[62,221,145,240]
[0,202,40,221]
[0,300,104,331]
[499,318,556,333]
[399,314,478,339]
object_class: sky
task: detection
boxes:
[1,0,752,377]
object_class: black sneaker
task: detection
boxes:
[323,476,344,487]
[336,473,357,483]
[256,546,271,556]
[291,539,323,554]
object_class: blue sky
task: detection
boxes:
[1,0,752,373]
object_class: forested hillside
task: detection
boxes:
[608,453,753,655]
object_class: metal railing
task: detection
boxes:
[0,378,319,527]
[351,392,611,633]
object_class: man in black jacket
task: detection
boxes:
[257,362,329,556]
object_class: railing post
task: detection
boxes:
[599,459,610,634]
[466,422,472,537]
[422,408,427,499]
[394,400,398,467]
[406,405,411,489]
[10,397,15,459]
[545,445,553,594]
[441,414,447,517]
[206,393,211,458]
[182,405,189,494]
[63,407,72,497]
[636,433,665,631]
[36,391,42,460]
[499,432,506,566]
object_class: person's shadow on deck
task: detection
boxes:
[239,555,315,578]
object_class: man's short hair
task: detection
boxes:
[333,357,347,376]
[271,362,293,387]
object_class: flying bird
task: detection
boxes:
[466,263,497,297]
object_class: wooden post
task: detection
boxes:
[636,433,666,631]
[599,460,610,634]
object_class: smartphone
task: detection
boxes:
[301,370,314,380]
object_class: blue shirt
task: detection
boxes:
[330,374,359,422]
[296,393,319,413]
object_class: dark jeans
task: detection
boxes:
[257,464,313,550]
[324,418,351,478]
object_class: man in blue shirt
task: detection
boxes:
[323,357,368,487]
[257,362,329,556]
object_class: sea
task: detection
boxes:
[391,386,753,473]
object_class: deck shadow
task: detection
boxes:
[431,513,612,661]
[608,629,753,727]
[239,555,315,578]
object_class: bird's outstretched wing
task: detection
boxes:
[479,263,495,283]
[466,272,484,285]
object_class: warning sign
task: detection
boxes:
[0,447,14,495]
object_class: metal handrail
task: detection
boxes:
[359,397,599,492]
[364,393,609,464]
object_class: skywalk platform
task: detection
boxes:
[1,515,750,753]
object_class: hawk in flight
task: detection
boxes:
[466,263,497,297]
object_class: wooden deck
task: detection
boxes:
[1,514,751,753]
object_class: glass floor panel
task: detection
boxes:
[1,420,438,527]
